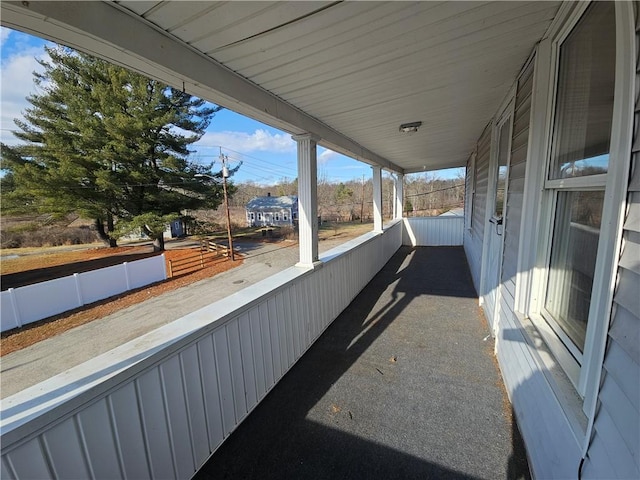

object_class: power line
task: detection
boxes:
[224,153,294,178]
[404,183,464,198]
[195,144,297,175]
[217,145,296,171]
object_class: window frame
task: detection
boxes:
[492,113,514,221]
[525,0,634,422]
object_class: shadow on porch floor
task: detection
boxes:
[195,246,529,480]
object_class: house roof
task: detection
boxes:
[1,1,563,173]
[246,196,298,210]
[439,207,464,217]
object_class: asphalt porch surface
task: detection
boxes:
[195,246,530,480]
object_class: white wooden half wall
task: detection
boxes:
[0,221,402,480]
[402,216,464,246]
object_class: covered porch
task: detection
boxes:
[0,219,511,480]
[197,245,528,479]
[2,2,637,479]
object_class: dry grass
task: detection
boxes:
[1,244,146,275]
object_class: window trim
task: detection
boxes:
[544,174,607,190]
[522,0,634,439]
[492,113,514,220]
[579,0,635,423]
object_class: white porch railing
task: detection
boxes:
[0,221,402,480]
[402,216,464,246]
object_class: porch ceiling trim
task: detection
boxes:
[1,1,403,173]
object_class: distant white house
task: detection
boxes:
[245,194,298,227]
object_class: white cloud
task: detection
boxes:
[1,44,50,145]
[318,148,339,164]
[196,129,295,154]
[0,28,11,48]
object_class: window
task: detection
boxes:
[283,212,289,221]
[258,212,263,221]
[537,1,616,392]
[545,191,604,353]
[494,121,510,218]
[275,212,280,221]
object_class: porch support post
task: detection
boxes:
[293,133,321,268]
[394,173,404,219]
[372,166,383,233]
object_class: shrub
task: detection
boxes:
[277,225,297,240]
[0,226,96,248]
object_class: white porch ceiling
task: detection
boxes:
[1,1,562,173]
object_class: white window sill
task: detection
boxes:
[518,312,588,443]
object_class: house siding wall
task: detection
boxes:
[481,51,582,478]
[248,208,295,227]
[495,313,582,479]
[500,60,534,309]
[582,6,640,477]
[463,123,491,291]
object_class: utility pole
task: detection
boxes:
[221,153,235,261]
[194,154,235,261]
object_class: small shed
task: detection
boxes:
[245,194,298,227]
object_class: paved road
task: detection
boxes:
[0,237,350,398]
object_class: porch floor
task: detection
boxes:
[195,246,529,480]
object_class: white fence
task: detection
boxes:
[1,255,166,332]
[402,216,464,246]
[0,221,402,480]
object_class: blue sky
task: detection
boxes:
[1,27,462,184]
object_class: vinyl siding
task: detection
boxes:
[500,59,534,313]
[495,301,582,479]
[583,8,640,475]
[493,52,582,479]
[463,123,492,291]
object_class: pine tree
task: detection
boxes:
[1,45,227,250]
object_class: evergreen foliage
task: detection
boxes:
[1,45,227,250]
